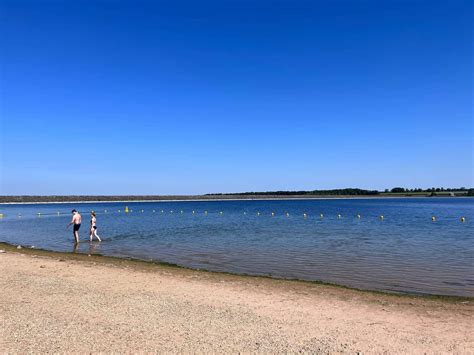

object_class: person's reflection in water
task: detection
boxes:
[88,241,100,256]
[72,242,80,253]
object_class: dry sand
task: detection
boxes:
[1,246,472,353]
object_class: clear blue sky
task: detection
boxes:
[0,0,472,195]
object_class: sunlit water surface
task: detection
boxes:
[0,198,472,296]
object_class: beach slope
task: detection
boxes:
[1,249,472,353]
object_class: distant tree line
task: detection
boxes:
[1,188,472,203]
[208,188,380,196]
[386,187,472,194]
[209,187,473,196]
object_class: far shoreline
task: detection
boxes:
[1,194,471,205]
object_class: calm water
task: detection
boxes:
[0,198,473,296]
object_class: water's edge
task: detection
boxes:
[1,241,471,302]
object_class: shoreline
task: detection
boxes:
[0,242,471,301]
[1,195,471,205]
[1,245,473,352]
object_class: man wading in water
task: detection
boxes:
[67,209,82,244]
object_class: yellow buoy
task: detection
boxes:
[125,206,129,213]
[431,216,436,221]
[461,217,465,222]
[0,213,4,218]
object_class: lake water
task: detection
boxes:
[0,198,472,297]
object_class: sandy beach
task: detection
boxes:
[1,246,472,353]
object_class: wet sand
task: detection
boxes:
[1,245,472,353]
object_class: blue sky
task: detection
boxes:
[0,0,472,195]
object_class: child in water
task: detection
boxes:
[89,211,102,242]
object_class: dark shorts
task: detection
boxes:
[93,226,97,230]
[73,224,81,232]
